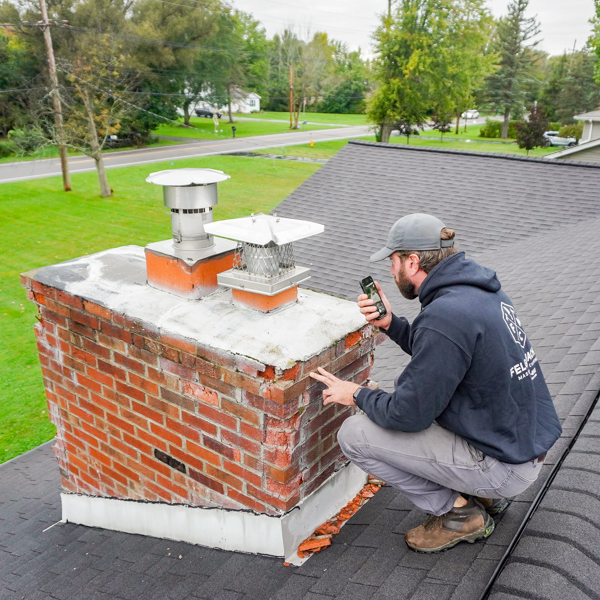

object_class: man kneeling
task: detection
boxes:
[310,214,561,553]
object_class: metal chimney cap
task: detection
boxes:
[204,213,324,246]
[146,168,230,187]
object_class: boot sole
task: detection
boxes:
[485,498,511,516]
[406,513,495,554]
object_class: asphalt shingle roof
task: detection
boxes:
[3,140,600,600]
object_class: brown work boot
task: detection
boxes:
[477,497,510,515]
[405,498,495,553]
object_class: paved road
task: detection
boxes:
[0,125,371,184]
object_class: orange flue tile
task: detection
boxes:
[232,286,298,312]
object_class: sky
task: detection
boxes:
[230,0,596,58]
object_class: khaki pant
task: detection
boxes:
[338,414,544,516]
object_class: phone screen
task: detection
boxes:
[360,276,387,319]
[362,278,381,303]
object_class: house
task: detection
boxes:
[544,109,600,163]
[220,89,261,114]
[3,141,600,599]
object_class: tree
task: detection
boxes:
[432,112,453,141]
[368,0,450,144]
[515,103,548,154]
[319,42,369,114]
[555,50,600,123]
[484,0,540,138]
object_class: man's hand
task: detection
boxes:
[309,367,360,406]
[357,281,392,330]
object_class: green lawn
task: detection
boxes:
[154,116,333,140]
[237,111,369,126]
[258,133,555,159]
[0,155,319,464]
[0,138,179,165]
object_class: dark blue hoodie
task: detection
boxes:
[354,251,562,464]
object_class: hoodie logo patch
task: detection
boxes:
[501,303,527,348]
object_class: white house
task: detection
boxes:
[220,89,261,114]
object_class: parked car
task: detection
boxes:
[543,131,577,147]
[195,107,222,119]
[461,109,480,119]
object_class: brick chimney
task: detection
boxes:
[22,245,381,563]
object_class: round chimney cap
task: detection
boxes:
[146,168,230,187]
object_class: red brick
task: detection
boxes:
[156,474,188,500]
[114,352,145,375]
[45,298,71,318]
[128,345,158,366]
[222,459,262,487]
[141,448,171,475]
[161,334,197,355]
[89,391,118,416]
[257,365,276,380]
[54,290,82,309]
[170,445,207,472]
[147,367,167,385]
[185,439,221,466]
[144,479,173,502]
[100,321,132,344]
[221,397,261,426]
[86,367,115,389]
[122,432,152,456]
[40,307,68,328]
[189,468,224,495]
[96,359,127,382]
[198,403,237,431]
[181,353,219,377]
[265,462,300,484]
[262,446,294,468]
[109,436,139,460]
[75,373,102,394]
[181,412,218,437]
[158,343,179,363]
[197,373,236,398]
[161,387,195,413]
[150,422,182,447]
[319,411,351,441]
[127,372,158,396]
[281,364,301,381]
[240,422,264,443]
[106,411,136,435]
[30,280,56,298]
[77,397,105,418]
[226,488,267,513]
[166,417,201,443]
[97,332,126,353]
[161,357,197,382]
[330,346,361,375]
[130,399,164,425]
[112,458,142,483]
[70,320,96,339]
[182,381,218,406]
[88,446,112,468]
[116,381,146,404]
[196,344,235,369]
[247,484,298,512]
[345,329,363,349]
[205,464,243,491]
[203,435,240,462]
[83,300,112,320]
[70,310,99,330]
[221,369,261,395]
[125,456,156,481]
[221,429,260,456]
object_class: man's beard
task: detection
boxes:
[395,268,418,300]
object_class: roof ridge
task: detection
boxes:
[347,139,600,170]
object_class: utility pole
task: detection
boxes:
[289,65,294,129]
[38,0,71,191]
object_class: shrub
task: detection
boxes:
[0,141,17,158]
[479,119,522,139]
[558,124,583,141]
[549,122,563,131]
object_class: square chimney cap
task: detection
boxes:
[204,213,324,245]
[146,168,230,187]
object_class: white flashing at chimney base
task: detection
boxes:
[61,462,367,566]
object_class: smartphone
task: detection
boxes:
[360,276,388,320]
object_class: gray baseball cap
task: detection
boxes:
[370,213,454,262]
